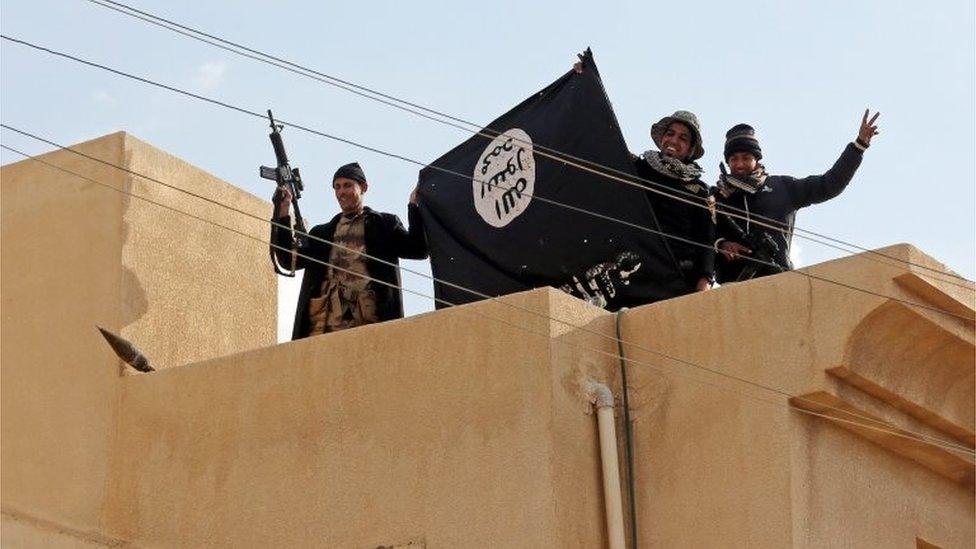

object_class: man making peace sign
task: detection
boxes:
[713,110,880,283]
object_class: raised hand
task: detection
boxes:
[274,184,292,217]
[858,109,881,146]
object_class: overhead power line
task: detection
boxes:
[1,35,972,322]
[3,138,972,459]
[83,0,975,286]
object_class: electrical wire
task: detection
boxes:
[3,134,972,458]
[82,0,976,287]
[616,308,638,549]
[1,35,972,324]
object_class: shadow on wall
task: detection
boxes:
[119,212,149,328]
[842,300,975,431]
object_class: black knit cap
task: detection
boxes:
[333,162,367,185]
[724,124,762,161]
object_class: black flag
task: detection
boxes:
[418,49,687,309]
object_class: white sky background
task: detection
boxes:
[2,1,973,343]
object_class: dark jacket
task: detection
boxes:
[271,205,428,340]
[715,142,864,282]
[634,158,716,290]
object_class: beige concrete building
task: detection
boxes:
[2,133,973,547]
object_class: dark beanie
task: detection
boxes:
[724,124,762,160]
[333,162,367,184]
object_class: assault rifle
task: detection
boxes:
[260,110,308,276]
[721,213,786,282]
[734,228,785,282]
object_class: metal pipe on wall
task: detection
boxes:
[588,380,626,549]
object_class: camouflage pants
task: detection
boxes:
[307,280,378,336]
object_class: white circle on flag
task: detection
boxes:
[472,129,535,228]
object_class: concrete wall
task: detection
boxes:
[98,290,617,547]
[2,133,129,540]
[118,133,275,368]
[618,244,974,548]
[2,134,972,547]
[1,132,275,544]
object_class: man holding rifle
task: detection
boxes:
[272,162,428,340]
[713,110,880,282]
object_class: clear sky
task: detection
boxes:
[2,0,974,341]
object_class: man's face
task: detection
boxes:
[660,122,694,161]
[727,152,758,176]
[333,176,367,214]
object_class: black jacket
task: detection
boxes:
[715,142,864,282]
[271,205,428,340]
[634,158,716,290]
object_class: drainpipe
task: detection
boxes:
[588,380,626,549]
